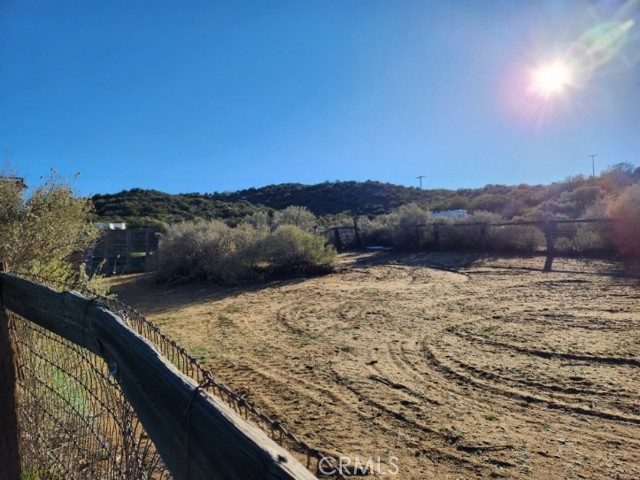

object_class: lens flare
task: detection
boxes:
[507,0,638,122]
[529,60,573,97]
[579,20,634,70]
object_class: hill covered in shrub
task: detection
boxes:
[93,163,640,228]
[92,189,270,230]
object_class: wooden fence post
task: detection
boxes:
[543,221,555,272]
[353,218,363,249]
[333,228,343,251]
[0,262,21,480]
[480,224,487,250]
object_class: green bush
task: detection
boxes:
[264,225,336,274]
[271,205,318,231]
[0,171,97,283]
[157,220,335,283]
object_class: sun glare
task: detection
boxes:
[530,61,573,97]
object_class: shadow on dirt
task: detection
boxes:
[110,251,634,314]
[341,249,629,278]
[343,250,499,274]
[107,272,317,315]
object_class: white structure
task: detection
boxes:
[430,209,468,219]
[94,222,127,230]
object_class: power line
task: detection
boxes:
[416,175,425,189]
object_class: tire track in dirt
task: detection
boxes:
[396,334,640,453]
[421,340,640,425]
[449,355,629,398]
[110,252,640,480]
[451,329,640,367]
[341,335,539,478]
[329,370,509,479]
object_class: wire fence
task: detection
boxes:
[431,219,613,255]
[88,229,159,276]
[7,271,341,479]
[12,312,168,479]
[325,218,616,257]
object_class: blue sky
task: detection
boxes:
[1,1,639,195]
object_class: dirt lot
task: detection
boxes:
[108,252,640,479]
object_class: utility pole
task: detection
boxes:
[589,154,597,178]
[416,175,425,189]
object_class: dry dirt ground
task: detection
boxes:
[108,252,640,479]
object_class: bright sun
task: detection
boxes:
[530,61,573,97]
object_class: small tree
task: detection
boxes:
[0,171,97,283]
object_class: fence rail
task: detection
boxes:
[0,271,325,479]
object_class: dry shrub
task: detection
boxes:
[360,204,430,250]
[570,203,614,254]
[489,225,545,252]
[264,225,336,274]
[157,220,335,283]
[358,216,394,246]
[392,204,430,249]
[271,205,318,231]
[573,222,614,254]
[608,184,640,271]
[437,223,483,250]
[156,220,261,283]
[200,222,266,282]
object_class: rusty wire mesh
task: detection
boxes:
[9,271,342,479]
[11,310,169,480]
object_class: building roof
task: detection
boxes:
[0,176,28,188]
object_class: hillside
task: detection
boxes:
[92,164,639,228]
[209,180,437,215]
[92,188,270,229]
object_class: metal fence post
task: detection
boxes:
[125,229,132,273]
[144,229,151,271]
[0,262,21,480]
